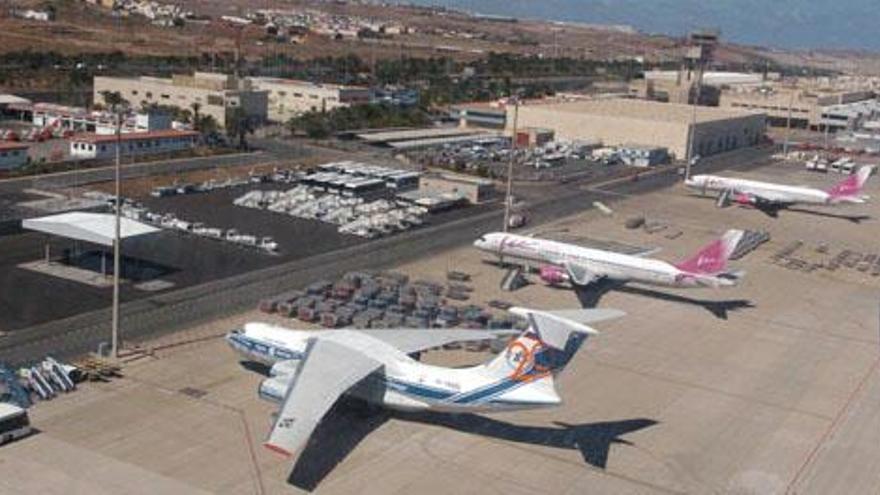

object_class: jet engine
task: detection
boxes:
[539,265,569,285]
[733,193,755,206]
[269,360,300,378]
[258,375,293,404]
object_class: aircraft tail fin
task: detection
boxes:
[674,229,744,275]
[827,166,872,200]
[483,308,623,380]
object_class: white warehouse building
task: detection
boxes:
[248,77,371,122]
[69,130,199,160]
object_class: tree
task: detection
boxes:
[100,90,125,112]
[190,102,202,131]
[196,115,219,136]
[225,107,254,150]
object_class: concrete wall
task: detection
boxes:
[250,78,370,122]
[719,91,817,129]
[93,77,268,128]
[419,174,494,203]
[511,105,765,159]
[512,105,691,158]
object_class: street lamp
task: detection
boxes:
[111,108,122,359]
[503,97,519,232]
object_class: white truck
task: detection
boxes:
[0,402,31,445]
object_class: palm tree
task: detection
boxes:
[190,102,202,131]
[225,107,254,150]
[100,90,125,111]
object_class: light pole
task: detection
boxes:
[503,97,519,233]
[111,110,121,359]
[685,57,705,181]
[782,88,795,158]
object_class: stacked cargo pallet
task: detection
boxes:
[256,271,524,333]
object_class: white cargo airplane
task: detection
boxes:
[474,230,744,290]
[226,307,623,460]
[684,166,872,211]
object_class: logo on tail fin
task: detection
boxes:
[828,166,872,201]
[675,230,743,275]
[504,336,551,382]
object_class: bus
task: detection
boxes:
[0,402,32,445]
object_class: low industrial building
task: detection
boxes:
[450,102,507,129]
[248,77,371,122]
[618,144,669,167]
[418,173,495,204]
[355,127,495,150]
[69,130,199,160]
[0,142,29,169]
[508,98,766,159]
[93,72,268,128]
[514,127,554,148]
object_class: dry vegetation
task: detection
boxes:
[1,0,878,79]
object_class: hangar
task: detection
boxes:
[21,212,160,283]
[508,98,767,159]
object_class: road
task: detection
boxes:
[0,145,773,365]
[0,135,336,197]
[0,153,274,194]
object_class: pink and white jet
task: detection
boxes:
[685,166,873,211]
[474,230,745,290]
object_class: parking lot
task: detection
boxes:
[0,178,496,333]
[2,160,878,494]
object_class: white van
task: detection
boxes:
[0,402,32,445]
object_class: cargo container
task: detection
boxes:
[404,316,429,328]
[384,314,405,327]
[368,299,389,310]
[297,307,319,322]
[306,280,333,296]
[258,298,279,313]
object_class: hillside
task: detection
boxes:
[403,0,880,51]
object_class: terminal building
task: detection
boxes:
[93,72,269,128]
[508,98,766,159]
[719,85,877,131]
[248,77,371,122]
[630,70,775,106]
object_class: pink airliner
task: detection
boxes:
[685,166,873,210]
[474,230,745,289]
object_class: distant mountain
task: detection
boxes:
[402,0,880,51]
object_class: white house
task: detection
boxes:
[69,129,199,160]
[0,142,29,169]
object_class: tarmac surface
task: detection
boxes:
[0,184,494,333]
[1,158,878,494]
[0,146,770,363]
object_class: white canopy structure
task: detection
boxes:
[22,212,159,247]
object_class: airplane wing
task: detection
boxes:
[358,329,518,354]
[265,339,382,457]
[721,187,791,207]
[631,247,662,258]
[563,260,603,286]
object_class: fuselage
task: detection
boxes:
[226,323,562,414]
[474,233,729,288]
[686,175,832,204]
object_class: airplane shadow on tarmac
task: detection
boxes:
[783,207,871,224]
[287,397,658,491]
[570,280,754,320]
[688,193,871,223]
